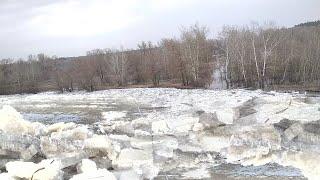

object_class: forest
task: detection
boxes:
[0,21,319,94]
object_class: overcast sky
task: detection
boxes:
[0,0,319,59]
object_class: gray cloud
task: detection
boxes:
[0,0,319,59]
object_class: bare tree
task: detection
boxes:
[109,47,128,86]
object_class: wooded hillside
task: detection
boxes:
[0,21,319,94]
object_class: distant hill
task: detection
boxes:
[295,20,320,27]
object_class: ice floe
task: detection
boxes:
[0,88,319,179]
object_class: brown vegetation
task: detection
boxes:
[0,22,319,94]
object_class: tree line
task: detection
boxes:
[0,22,319,94]
[219,23,320,89]
[295,20,320,27]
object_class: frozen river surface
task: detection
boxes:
[0,88,319,179]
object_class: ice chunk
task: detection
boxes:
[216,107,240,124]
[178,144,203,153]
[134,130,151,137]
[84,135,116,160]
[198,112,224,129]
[32,122,48,136]
[118,170,141,180]
[241,150,320,180]
[182,167,211,179]
[40,136,83,158]
[0,105,34,135]
[130,138,153,150]
[131,118,150,129]
[32,159,63,180]
[192,123,204,132]
[280,102,320,122]
[254,102,290,124]
[6,159,63,180]
[50,125,91,140]
[6,161,38,179]
[90,157,112,170]
[153,136,178,159]
[167,117,199,134]
[139,163,159,179]
[152,117,198,135]
[152,120,169,135]
[113,122,135,136]
[113,148,153,169]
[47,122,76,134]
[102,111,126,121]
[0,133,40,160]
[253,100,320,124]
[59,152,89,169]
[0,173,13,180]
[77,159,97,173]
[283,122,304,141]
[70,168,116,180]
[225,125,281,163]
[20,144,38,160]
[200,135,230,152]
[278,151,320,180]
